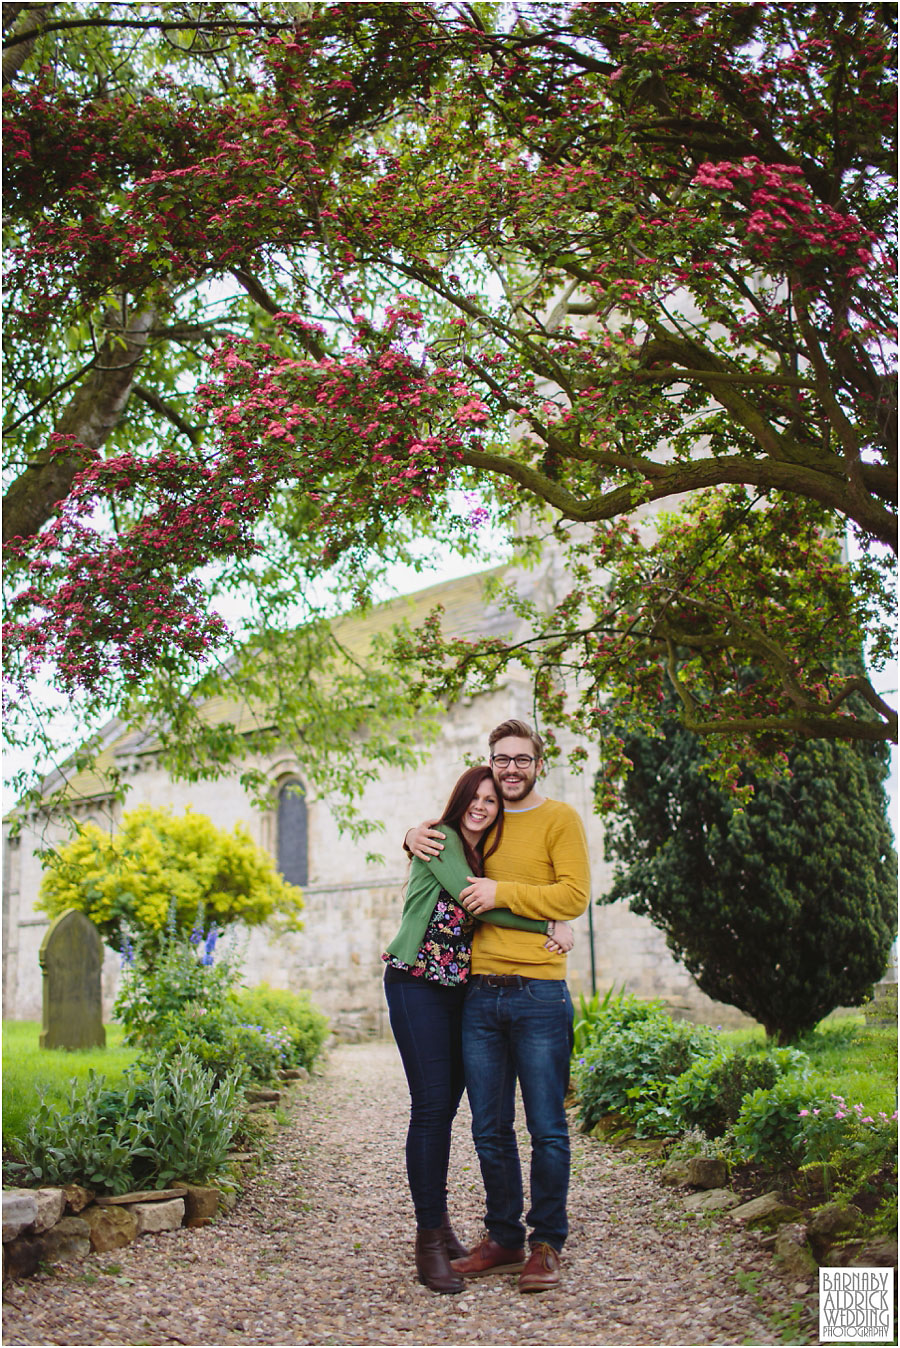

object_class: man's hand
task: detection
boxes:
[545,920,574,954]
[460,877,498,914]
[405,819,444,860]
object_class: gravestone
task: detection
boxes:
[39,909,106,1050]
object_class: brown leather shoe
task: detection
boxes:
[450,1233,526,1277]
[519,1241,561,1292]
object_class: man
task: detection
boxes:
[405,718,590,1292]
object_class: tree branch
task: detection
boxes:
[132,385,201,445]
[3,304,156,544]
[2,13,295,53]
[2,1,53,83]
[230,268,327,358]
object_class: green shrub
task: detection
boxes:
[114,918,328,1085]
[668,1045,809,1136]
[799,1093,898,1226]
[573,986,626,1056]
[235,983,329,1070]
[39,804,304,947]
[5,1051,243,1194]
[574,996,717,1130]
[138,1009,289,1085]
[113,918,243,1052]
[732,1076,819,1166]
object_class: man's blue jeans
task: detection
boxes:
[463,976,574,1252]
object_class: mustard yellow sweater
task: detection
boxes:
[476,798,591,978]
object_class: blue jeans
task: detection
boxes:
[384,971,466,1229]
[463,976,574,1252]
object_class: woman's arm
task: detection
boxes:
[427,830,555,932]
[426,827,571,945]
[422,826,473,898]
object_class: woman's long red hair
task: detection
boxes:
[441,765,503,875]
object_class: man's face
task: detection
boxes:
[490,735,542,803]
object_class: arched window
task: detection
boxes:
[277,779,308,887]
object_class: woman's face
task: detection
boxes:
[462,779,500,837]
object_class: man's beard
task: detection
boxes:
[496,770,536,802]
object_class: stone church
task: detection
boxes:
[3,550,759,1037]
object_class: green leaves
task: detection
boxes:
[38,804,305,945]
[6,1053,244,1193]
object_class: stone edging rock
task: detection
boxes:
[657,1154,898,1278]
[1,1073,310,1283]
[2,1179,240,1280]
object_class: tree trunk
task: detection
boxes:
[2,3,54,85]
[3,304,156,544]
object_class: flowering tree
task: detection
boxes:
[3,3,896,806]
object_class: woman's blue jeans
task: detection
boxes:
[462,976,574,1252]
[383,971,466,1230]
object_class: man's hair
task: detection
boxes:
[488,718,544,761]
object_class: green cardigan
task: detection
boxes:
[385,826,548,966]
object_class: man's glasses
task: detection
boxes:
[490,754,535,769]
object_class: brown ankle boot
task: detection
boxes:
[441,1212,469,1261]
[415,1227,464,1294]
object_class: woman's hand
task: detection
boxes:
[404,819,444,860]
[544,919,575,954]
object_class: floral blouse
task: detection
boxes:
[383,890,476,986]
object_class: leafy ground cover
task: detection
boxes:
[722,1014,897,1120]
[573,994,897,1237]
[2,1020,138,1149]
[2,924,330,1195]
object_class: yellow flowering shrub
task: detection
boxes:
[39,805,304,945]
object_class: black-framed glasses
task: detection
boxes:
[491,754,535,769]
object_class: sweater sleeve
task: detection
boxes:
[479,908,548,934]
[422,827,473,898]
[495,810,591,920]
[425,828,548,933]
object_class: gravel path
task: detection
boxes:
[2,1041,819,1346]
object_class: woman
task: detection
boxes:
[383,764,573,1294]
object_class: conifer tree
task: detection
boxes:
[602,711,897,1043]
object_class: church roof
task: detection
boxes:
[27,563,522,807]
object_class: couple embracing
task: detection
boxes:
[383,718,591,1295]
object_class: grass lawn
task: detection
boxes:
[720,1013,897,1117]
[2,1020,140,1150]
